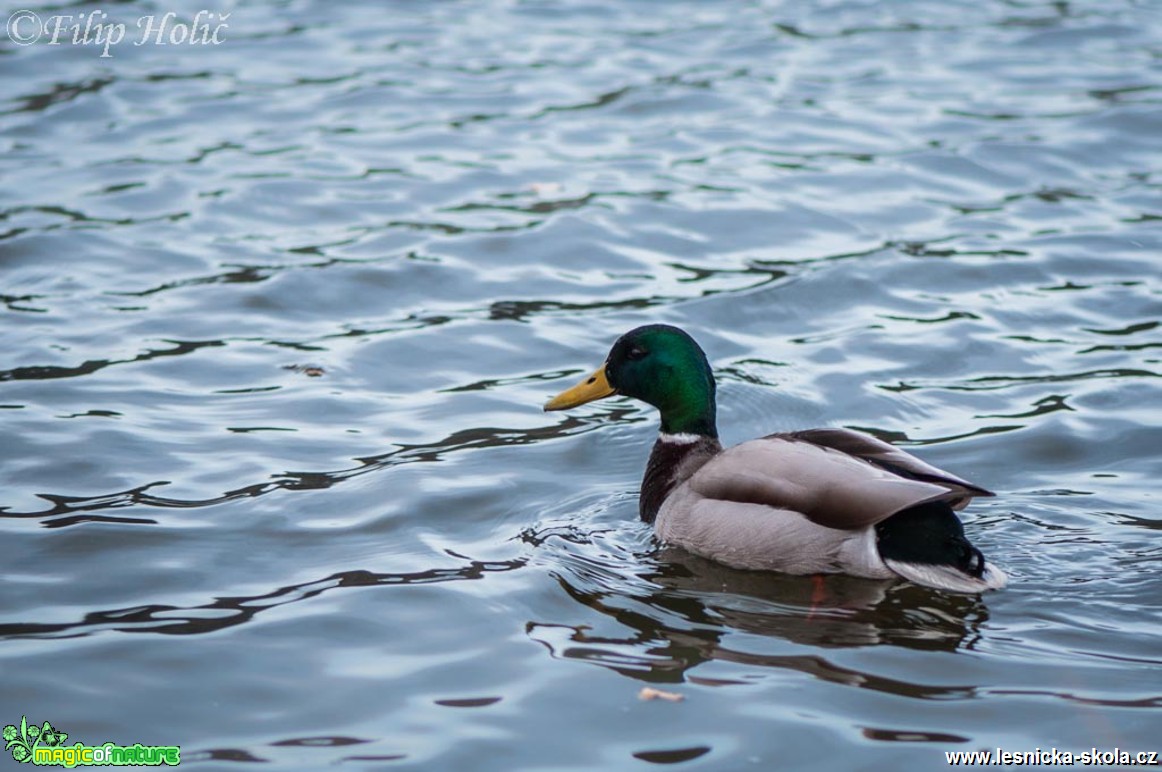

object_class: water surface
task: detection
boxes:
[2,0,1160,768]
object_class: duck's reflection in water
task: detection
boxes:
[529,545,989,696]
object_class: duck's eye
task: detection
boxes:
[627,346,648,361]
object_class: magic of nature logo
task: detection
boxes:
[4,716,179,767]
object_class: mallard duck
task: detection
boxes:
[544,324,1006,593]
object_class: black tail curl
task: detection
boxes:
[875,500,986,579]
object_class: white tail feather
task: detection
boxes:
[885,558,1007,594]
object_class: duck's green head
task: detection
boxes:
[544,324,718,437]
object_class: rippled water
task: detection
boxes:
[2,0,1160,768]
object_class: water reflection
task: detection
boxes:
[0,556,525,640]
[0,410,630,527]
[527,543,988,695]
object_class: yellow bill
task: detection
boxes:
[544,366,615,411]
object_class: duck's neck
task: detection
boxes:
[639,432,722,523]
[657,393,717,439]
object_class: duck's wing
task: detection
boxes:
[783,428,993,507]
[684,430,989,532]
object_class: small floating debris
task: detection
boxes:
[637,687,684,703]
[284,364,326,377]
[530,182,562,196]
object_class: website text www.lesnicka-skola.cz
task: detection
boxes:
[946,748,1160,766]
